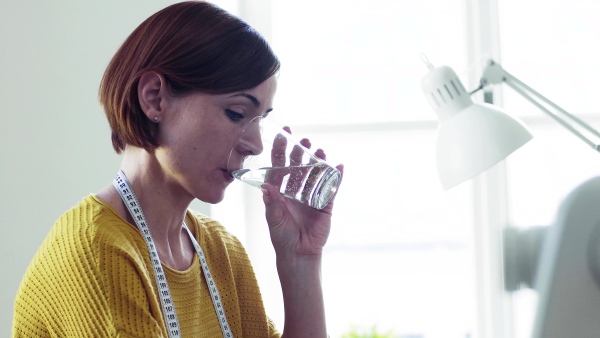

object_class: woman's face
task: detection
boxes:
[155,76,277,204]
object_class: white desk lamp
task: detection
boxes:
[421,57,600,338]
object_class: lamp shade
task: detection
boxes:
[436,102,533,189]
[421,64,533,190]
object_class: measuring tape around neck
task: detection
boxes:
[113,170,233,338]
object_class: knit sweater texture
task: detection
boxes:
[13,195,280,338]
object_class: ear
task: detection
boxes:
[138,72,169,123]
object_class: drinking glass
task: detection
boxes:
[227,116,341,210]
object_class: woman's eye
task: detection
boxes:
[225,109,244,122]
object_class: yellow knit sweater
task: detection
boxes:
[13,195,280,338]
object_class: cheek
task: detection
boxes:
[191,130,233,164]
[167,119,239,168]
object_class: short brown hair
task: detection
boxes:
[99,1,280,153]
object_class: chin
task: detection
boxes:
[196,190,226,205]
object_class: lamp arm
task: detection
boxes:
[480,60,600,152]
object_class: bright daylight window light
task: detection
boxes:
[267,1,475,336]
[421,56,600,338]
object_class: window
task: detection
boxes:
[214,1,478,337]
[498,1,600,337]
[211,1,600,337]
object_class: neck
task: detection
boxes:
[96,147,196,270]
[119,147,193,244]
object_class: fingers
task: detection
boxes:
[284,138,311,197]
[261,126,340,210]
[300,160,323,201]
[260,182,286,227]
[270,133,287,166]
[290,141,307,165]
[264,132,289,190]
[313,148,326,161]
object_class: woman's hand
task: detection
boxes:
[260,130,343,256]
[260,128,341,337]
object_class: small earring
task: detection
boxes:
[153,116,159,122]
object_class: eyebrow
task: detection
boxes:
[230,93,260,108]
[229,93,273,114]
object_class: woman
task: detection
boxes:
[12,1,342,337]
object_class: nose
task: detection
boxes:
[236,117,264,156]
[228,117,266,173]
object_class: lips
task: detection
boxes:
[226,165,243,176]
[221,169,234,183]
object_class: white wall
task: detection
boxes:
[0,1,219,334]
